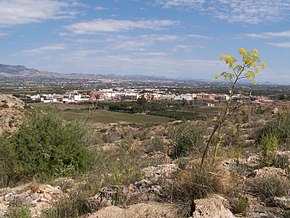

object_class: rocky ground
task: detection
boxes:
[0,96,289,218]
[0,94,27,136]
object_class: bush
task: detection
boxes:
[5,207,30,218]
[251,176,290,198]
[259,134,279,166]
[232,196,248,214]
[168,123,205,158]
[0,111,93,186]
[42,194,94,218]
[170,163,230,202]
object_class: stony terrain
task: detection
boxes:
[0,95,289,218]
[0,94,26,136]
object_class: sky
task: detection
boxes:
[0,0,290,84]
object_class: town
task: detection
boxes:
[26,88,272,104]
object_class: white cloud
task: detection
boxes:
[94,6,106,10]
[0,31,8,37]
[156,0,290,24]
[58,51,223,79]
[173,44,202,52]
[66,19,176,34]
[156,0,205,8]
[213,0,290,24]
[188,34,210,39]
[244,30,290,39]
[0,0,78,26]
[267,42,290,48]
[20,44,67,56]
[100,34,180,51]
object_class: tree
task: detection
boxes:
[200,48,267,167]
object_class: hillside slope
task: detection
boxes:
[0,94,26,135]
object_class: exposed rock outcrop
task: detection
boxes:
[192,195,236,218]
[87,202,179,218]
[0,183,66,217]
[0,94,26,135]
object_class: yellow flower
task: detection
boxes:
[251,53,260,62]
[252,79,257,85]
[262,62,267,68]
[221,55,236,65]
[239,48,248,55]
[215,74,221,79]
[254,66,260,73]
[251,48,259,54]
[245,71,255,78]
[220,54,227,60]
[243,56,251,64]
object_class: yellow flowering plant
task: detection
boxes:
[201,48,266,167]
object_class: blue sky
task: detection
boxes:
[1,0,290,84]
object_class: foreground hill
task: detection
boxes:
[0,97,289,218]
[0,94,26,135]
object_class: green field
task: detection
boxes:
[59,109,172,124]
[31,103,172,124]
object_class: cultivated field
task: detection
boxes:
[59,109,172,124]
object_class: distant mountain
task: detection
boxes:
[0,64,170,82]
[0,64,61,79]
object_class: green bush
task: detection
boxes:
[233,196,248,214]
[0,111,93,186]
[5,207,30,218]
[259,134,279,166]
[168,123,205,158]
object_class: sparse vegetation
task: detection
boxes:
[233,196,248,214]
[5,207,30,218]
[170,162,230,203]
[259,134,279,166]
[168,122,205,158]
[258,114,290,146]
[0,66,289,218]
[251,175,290,198]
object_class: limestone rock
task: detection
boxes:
[0,183,66,217]
[254,167,288,179]
[192,195,236,218]
[0,94,26,135]
[87,202,179,218]
[141,164,180,183]
[272,196,290,209]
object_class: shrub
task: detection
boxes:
[251,176,290,198]
[42,194,94,218]
[0,111,93,186]
[232,196,248,214]
[170,163,230,203]
[168,123,205,158]
[259,134,279,166]
[5,207,30,218]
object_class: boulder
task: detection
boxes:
[272,196,290,209]
[192,195,236,218]
[87,202,179,218]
